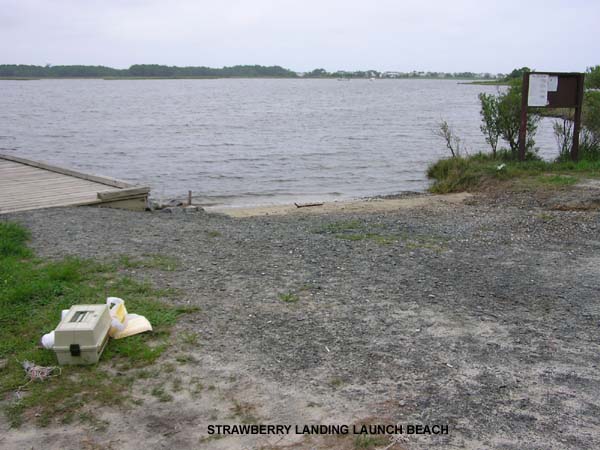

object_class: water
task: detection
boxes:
[0,79,559,207]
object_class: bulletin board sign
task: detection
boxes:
[518,72,585,161]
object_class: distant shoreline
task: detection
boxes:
[0,76,500,81]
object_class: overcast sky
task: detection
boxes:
[1,0,598,73]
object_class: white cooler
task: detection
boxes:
[53,304,111,365]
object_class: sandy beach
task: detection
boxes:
[208,192,471,218]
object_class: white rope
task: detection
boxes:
[15,360,61,398]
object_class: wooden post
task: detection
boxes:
[188,190,192,206]
[571,73,585,162]
[518,72,530,161]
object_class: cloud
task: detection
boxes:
[0,0,598,72]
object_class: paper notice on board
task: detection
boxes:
[548,76,558,92]
[528,74,549,106]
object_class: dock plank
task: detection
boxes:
[0,154,150,214]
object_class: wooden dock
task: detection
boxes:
[0,154,150,214]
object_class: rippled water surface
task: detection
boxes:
[0,79,558,206]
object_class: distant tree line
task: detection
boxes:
[0,64,298,78]
[305,68,503,79]
[0,64,507,79]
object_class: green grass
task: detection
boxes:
[427,153,600,193]
[335,233,397,245]
[402,233,448,253]
[313,220,396,245]
[312,219,447,251]
[314,220,364,234]
[0,222,32,258]
[354,434,389,449]
[533,174,578,186]
[150,386,174,402]
[278,292,300,303]
[0,221,195,427]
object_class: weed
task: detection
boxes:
[335,233,396,245]
[190,378,204,396]
[278,292,299,303]
[161,363,176,373]
[400,233,448,253]
[330,377,344,388]
[171,377,182,392]
[354,434,389,449]
[313,220,362,234]
[534,174,578,186]
[179,331,200,346]
[231,400,259,424]
[175,354,197,364]
[151,386,173,402]
[314,220,396,245]
[537,213,555,221]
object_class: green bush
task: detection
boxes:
[553,90,600,162]
[427,153,600,193]
[585,65,600,90]
[426,157,486,193]
[478,79,539,159]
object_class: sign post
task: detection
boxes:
[518,72,585,161]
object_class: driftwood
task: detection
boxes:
[294,202,324,208]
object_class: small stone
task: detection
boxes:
[0,359,7,370]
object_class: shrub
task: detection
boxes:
[478,80,539,159]
[585,65,600,90]
[434,120,462,157]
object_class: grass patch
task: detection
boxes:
[534,174,578,186]
[398,232,448,253]
[335,233,397,245]
[0,222,32,258]
[330,377,345,388]
[313,220,396,245]
[151,386,174,402]
[278,292,300,303]
[230,400,259,424]
[354,434,390,449]
[0,221,192,428]
[314,220,364,234]
[427,153,600,193]
[314,219,446,250]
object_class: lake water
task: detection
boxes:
[0,79,559,207]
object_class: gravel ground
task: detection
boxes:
[1,186,600,450]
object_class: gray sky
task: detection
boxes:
[1,0,598,73]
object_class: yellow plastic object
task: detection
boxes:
[112,314,153,339]
[107,297,128,338]
[106,297,153,339]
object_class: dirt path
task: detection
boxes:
[2,188,600,449]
